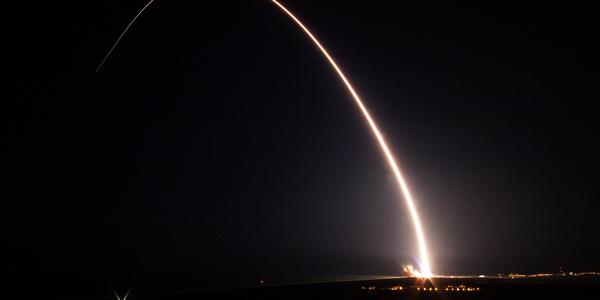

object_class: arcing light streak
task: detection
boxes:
[96,0,156,72]
[96,0,432,278]
[271,0,432,277]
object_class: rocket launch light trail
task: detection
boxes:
[97,0,433,278]
[271,0,433,277]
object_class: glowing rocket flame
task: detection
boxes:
[271,0,432,277]
[404,264,426,278]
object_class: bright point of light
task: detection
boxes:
[272,0,433,277]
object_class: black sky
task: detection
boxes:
[3,0,599,295]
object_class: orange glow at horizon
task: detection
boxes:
[271,0,432,277]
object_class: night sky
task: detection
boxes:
[4,0,599,294]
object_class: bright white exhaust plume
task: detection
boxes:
[271,0,432,277]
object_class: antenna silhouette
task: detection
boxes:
[112,287,131,300]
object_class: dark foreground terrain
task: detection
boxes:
[123,275,598,300]
[12,274,598,300]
